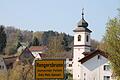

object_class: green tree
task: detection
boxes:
[17,31,23,42]
[32,36,39,46]
[0,25,7,54]
[33,31,43,45]
[103,16,120,79]
[61,33,71,51]
[41,30,57,45]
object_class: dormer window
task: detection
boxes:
[78,35,81,41]
[86,35,89,42]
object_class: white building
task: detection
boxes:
[72,10,112,80]
[0,56,7,73]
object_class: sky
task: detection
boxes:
[0,0,119,41]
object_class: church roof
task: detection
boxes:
[82,52,91,56]
[77,8,88,27]
[73,27,92,32]
[73,9,92,32]
[78,49,108,64]
[77,18,88,27]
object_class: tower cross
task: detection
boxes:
[82,8,84,19]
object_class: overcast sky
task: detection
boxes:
[0,0,119,41]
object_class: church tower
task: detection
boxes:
[73,9,92,80]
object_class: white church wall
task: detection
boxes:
[73,61,81,80]
[85,32,91,46]
[73,12,92,80]
[73,47,85,60]
[74,32,91,46]
[73,46,87,80]
[81,55,112,80]
[73,30,91,80]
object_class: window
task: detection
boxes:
[69,59,72,61]
[104,76,110,80]
[69,64,72,67]
[98,55,101,59]
[78,35,81,41]
[84,73,86,80]
[86,35,89,42]
[84,73,86,76]
[104,65,110,71]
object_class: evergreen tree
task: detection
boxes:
[62,34,71,51]
[0,25,7,53]
[32,37,39,46]
[17,31,23,42]
[41,30,57,45]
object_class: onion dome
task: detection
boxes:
[78,9,88,27]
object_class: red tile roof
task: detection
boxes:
[29,46,48,52]
[79,49,108,64]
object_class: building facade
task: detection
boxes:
[79,50,112,80]
[73,10,112,80]
[73,10,92,80]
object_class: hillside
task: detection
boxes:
[1,26,73,55]
[0,25,99,55]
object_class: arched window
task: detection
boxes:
[86,35,89,42]
[78,35,81,41]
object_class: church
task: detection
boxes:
[72,10,113,80]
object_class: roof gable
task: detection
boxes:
[19,47,35,64]
[79,49,108,64]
